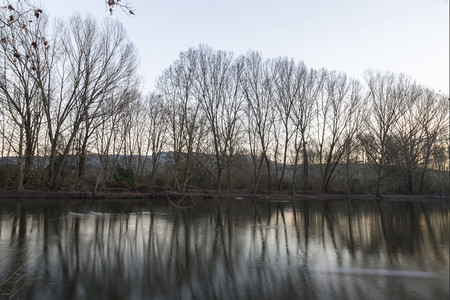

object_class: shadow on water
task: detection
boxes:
[0,199,448,299]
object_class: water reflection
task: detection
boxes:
[0,199,448,299]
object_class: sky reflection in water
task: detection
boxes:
[0,199,448,299]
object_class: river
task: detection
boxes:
[0,198,448,299]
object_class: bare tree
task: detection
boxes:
[156,48,204,190]
[0,10,47,190]
[314,70,363,193]
[105,0,135,15]
[142,93,168,186]
[241,51,275,192]
[70,16,139,179]
[50,16,137,188]
[360,71,416,198]
[271,57,309,190]
[194,46,245,193]
[1,0,134,25]
[30,15,139,188]
[0,0,132,62]
[91,90,133,193]
[390,87,448,193]
[0,1,44,38]
[116,88,150,185]
[289,68,318,193]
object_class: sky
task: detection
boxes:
[41,0,449,94]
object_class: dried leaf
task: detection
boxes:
[9,15,14,22]
[31,42,37,49]
[1,37,7,44]
[129,10,135,15]
[7,5,14,11]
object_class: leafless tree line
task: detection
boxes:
[0,14,448,196]
[0,13,139,191]
[153,46,448,196]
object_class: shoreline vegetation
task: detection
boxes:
[0,188,446,203]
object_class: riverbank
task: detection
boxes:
[0,188,447,202]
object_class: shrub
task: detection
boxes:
[112,166,135,188]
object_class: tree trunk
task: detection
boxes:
[278,138,289,191]
[302,141,309,191]
[17,129,24,192]
[291,149,300,195]
[264,152,272,191]
[376,160,384,199]
[78,137,88,178]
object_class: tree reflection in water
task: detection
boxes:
[0,199,448,299]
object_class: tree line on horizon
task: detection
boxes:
[0,13,448,197]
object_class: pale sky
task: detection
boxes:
[41,0,449,94]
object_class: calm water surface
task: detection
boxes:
[0,199,448,299]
